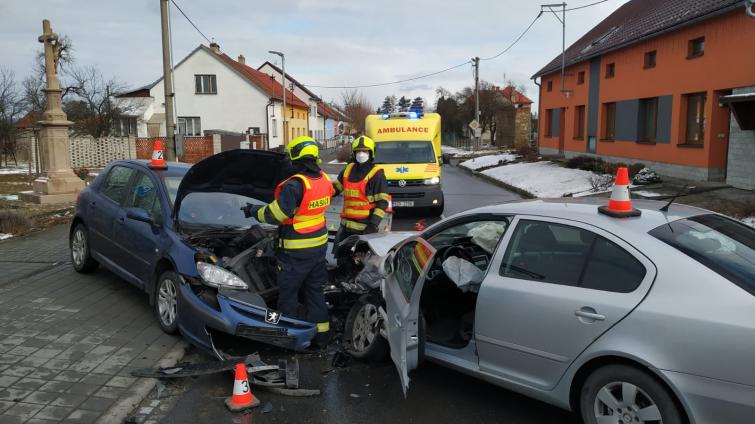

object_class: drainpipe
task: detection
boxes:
[533,77,541,149]
[266,98,274,150]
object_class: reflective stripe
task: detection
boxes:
[280,233,329,249]
[268,201,289,222]
[316,322,330,333]
[343,189,361,198]
[292,215,325,231]
[343,209,370,219]
[333,180,343,191]
[342,219,367,231]
[372,208,385,218]
[375,193,391,202]
[344,200,370,207]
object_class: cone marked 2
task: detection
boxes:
[150,139,168,169]
[224,363,260,412]
[598,167,641,218]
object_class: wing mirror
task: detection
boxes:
[378,252,395,277]
[126,207,154,225]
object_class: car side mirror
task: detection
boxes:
[126,207,154,225]
[378,252,395,277]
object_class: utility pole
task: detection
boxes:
[269,51,286,145]
[541,3,567,93]
[160,0,176,160]
[473,56,480,151]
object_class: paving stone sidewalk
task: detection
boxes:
[0,224,182,423]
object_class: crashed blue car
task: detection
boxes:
[69,150,348,356]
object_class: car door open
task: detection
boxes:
[382,237,436,395]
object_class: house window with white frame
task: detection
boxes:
[194,75,217,94]
[177,117,202,136]
[271,118,278,138]
[113,116,137,137]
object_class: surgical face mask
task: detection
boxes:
[355,151,370,164]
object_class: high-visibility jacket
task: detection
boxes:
[272,172,333,250]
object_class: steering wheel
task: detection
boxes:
[442,245,475,264]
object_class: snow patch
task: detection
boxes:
[481,161,598,198]
[459,153,519,171]
[741,217,755,228]
[0,164,30,175]
[0,195,19,201]
[328,159,346,164]
[0,233,13,241]
[632,190,665,198]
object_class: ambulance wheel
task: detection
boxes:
[344,300,388,361]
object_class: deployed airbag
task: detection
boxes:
[442,256,484,292]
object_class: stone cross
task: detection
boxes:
[38,20,60,91]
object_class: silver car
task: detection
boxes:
[341,198,755,424]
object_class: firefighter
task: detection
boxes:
[241,136,333,348]
[332,136,389,246]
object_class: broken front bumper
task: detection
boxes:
[176,277,318,353]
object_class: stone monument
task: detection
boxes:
[19,19,85,204]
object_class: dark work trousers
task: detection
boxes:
[276,250,330,346]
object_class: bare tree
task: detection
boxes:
[64,66,131,138]
[0,67,24,166]
[340,89,373,134]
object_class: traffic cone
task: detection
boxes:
[598,167,641,218]
[386,195,393,214]
[150,139,168,169]
[414,218,426,231]
[224,363,260,412]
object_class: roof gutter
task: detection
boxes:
[532,3,741,79]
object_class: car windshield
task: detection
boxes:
[649,214,755,295]
[374,141,436,164]
[178,192,264,229]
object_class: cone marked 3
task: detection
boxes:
[225,363,260,412]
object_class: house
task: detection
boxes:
[258,61,339,141]
[499,86,534,148]
[532,0,755,186]
[116,43,309,149]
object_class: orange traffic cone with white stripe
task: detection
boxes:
[598,167,641,218]
[150,139,168,169]
[386,195,393,214]
[224,363,260,412]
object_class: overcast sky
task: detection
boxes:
[2,0,629,112]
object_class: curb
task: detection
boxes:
[97,340,188,424]
[456,164,536,199]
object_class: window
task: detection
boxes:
[194,75,217,94]
[605,63,615,78]
[500,220,646,292]
[113,117,137,137]
[649,214,755,296]
[685,92,706,145]
[177,117,201,136]
[127,172,162,224]
[574,105,586,140]
[604,102,616,140]
[688,37,705,59]
[640,97,658,142]
[644,50,657,69]
[547,81,553,92]
[100,166,134,204]
[310,103,317,117]
[577,71,585,85]
[271,118,278,137]
[545,109,553,136]
[374,141,435,164]
[393,240,434,301]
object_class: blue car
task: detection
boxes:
[69,150,339,355]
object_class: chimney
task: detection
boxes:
[237,54,245,65]
[209,42,220,54]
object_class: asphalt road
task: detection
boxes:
[131,163,576,424]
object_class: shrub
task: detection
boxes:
[589,174,615,192]
[336,145,352,163]
[628,163,646,178]
[565,155,605,173]
[73,168,90,181]
[0,210,32,235]
[516,144,540,162]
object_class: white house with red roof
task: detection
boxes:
[115,43,310,149]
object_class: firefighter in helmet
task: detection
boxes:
[242,136,333,348]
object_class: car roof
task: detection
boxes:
[463,198,711,235]
[112,160,191,178]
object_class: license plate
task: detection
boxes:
[393,201,414,207]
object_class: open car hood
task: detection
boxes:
[173,149,291,220]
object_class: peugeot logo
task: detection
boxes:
[398,180,407,187]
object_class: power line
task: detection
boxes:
[565,0,610,11]
[170,0,212,44]
[480,14,541,61]
[304,60,473,89]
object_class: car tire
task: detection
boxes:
[343,299,388,361]
[580,364,684,424]
[154,271,179,334]
[70,223,99,273]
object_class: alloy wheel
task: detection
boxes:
[71,228,86,267]
[351,303,380,352]
[594,381,663,424]
[157,278,177,327]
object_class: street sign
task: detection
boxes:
[473,128,482,138]
[468,119,479,130]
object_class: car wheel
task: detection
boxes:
[70,223,98,273]
[344,300,388,361]
[580,365,683,424]
[154,271,179,334]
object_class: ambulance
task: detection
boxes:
[365,111,444,216]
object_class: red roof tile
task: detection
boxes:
[214,50,309,109]
[317,101,339,120]
[500,86,534,105]
[15,111,41,129]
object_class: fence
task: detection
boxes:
[136,135,218,164]
[70,136,137,169]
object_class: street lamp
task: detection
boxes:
[268,50,286,145]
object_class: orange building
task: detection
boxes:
[533,0,755,184]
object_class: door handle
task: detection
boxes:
[575,308,605,322]
[89,201,96,209]
[393,314,403,328]
[118,217,126,225]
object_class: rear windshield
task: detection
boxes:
[649,214,755,295]
[374,141,436,164]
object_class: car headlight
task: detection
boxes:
[424,176,440,185]
[196,262,248,290]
